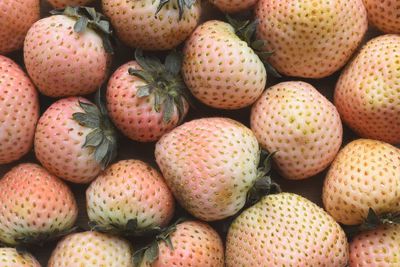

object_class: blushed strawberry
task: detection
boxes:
[363,0,400,33]
[349,224,400,266]
[155,117,277,221]
[86,159,175,235]
[0,163,78,246]
[323,139,400,225]
[209,0,257,13]
[250,81,343,180]
[48,0,95,8]
[106,50,189,142]
[134,220,224,267]
[0,0,39,54]
[225,193,349,267]
[0,56,39,164]
[255,0,368,78]
[102,0,201,51]
[334,34,400,144]
[48,231,134,267]
[182,20,267,109]
[34,96,117,183]
[24,6,113,97]
[0,248,41,267]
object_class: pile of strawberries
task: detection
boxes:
[0,0,399,266]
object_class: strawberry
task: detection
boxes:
[86,159,175,235]
[349,224,400,266]
[0,56,39,164]
[250,81,343,180]
[209,0,257,13]
[24,6,113,98]
[134,220,224,267]
[323,139,400,225]
[155,117,279,221]
[106,50,189,142]
[334,34,400,144]
[34,96,117,183]
[225,193,349,267]
[0,163,78,246]
[363,0,400,33]
[0,248,40,267]
[48,231,134,267]
[182,19,268,109]
[102,0,201,51]
[0,0,39,54]
[255,0,368,78]
[48,0,95,8]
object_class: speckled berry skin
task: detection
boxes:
[323,139,400,225]
[350,225,400,267]
[0,0,39,54]
[0,56,39,164]
[152,221,224,267]
[155,117,260,221]
[209,0,257,13]
[0,163,78,246]
[251,81,342,180]
[226,193,349,267]
[34,97,101,183]
[255,0,368,78]
[363,0,400,33]
[24,15,110,97]
[47,0,95,8]
[0,248,41,267]
[48,231,134,267]
[335,35,400,144]
[182,20,266,109]
[102,0,201,51]
[107,61,188,142]
[86,159,175,230]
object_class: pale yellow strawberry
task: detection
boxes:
[323,139,400,225]
[363,0,400,33]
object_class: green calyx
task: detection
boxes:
[129,49,188,123]
[226,15,281,78]
[50,6,114,54]
[246,151,281,206]
[360,208,400,231]
[72,90,118,170]
[156,0,196,20]
[133,218,186,267]
[88,219,162,237]
[14,227,77,248]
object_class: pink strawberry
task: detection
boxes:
[155,117,267,221]
[225,193,349,267]
[255,0,368,78]
[102,0,201,51]
[86,159,175,234]
[209,0,257,13]
[0,56,39,164]
[349,224,400,266]
[334,34,400,144]
[250,81,343,180]
[134,220,224,267]
[363,0,400,33]
[48,231,134,267]
[323,139,400,225]
[48,0,95,8]
[0,248,40,267]
[106,50,189,142]
[34,97,117,183]
[0,0,39,54]
[24,6,112,97]
[0,163,78,246]
[182,20,267,109]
